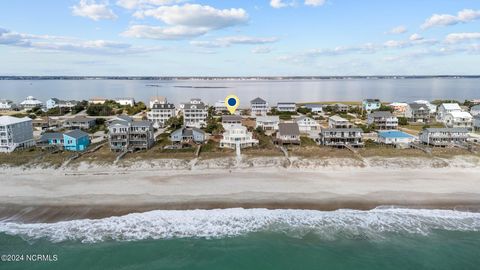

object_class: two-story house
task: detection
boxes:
[419,128,469,147]
[367,111,398,130]
[108,116,155,151]
[250,97,269,116]
[220,124,258,149]
[319,128,364,148]
[148,103,176,128]
[405,103,430,123]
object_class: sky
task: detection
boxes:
[1,0,480,76]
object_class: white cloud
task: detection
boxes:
[270,0,291,8]
[421,9,480,29]
[127,4,248,39]
[116,0,184,10]
[72,0,118,21]
[304,0,325,7]
[0,27,161,54]
[252,46,272,54]
[445,32,480,43]
[409,33,423,41]
[190,36,278,48]
[387,25,407,34]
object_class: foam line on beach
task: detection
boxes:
[1,208,479,243]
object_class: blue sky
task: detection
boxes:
[1,0,480,76]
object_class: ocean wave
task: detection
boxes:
[1,208,480,243]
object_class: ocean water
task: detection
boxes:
[1,208,480,270]
[1,78,480,105]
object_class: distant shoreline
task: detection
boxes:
[1,75,480,81]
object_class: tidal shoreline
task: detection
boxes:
[1,156,480,223]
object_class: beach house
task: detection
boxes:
[214,100,228,113]
[220,124,259,149]
[250,97,269,116]
[255,116,280,131]
[149,96,166,109]
[444,111,473,131]
[367,111,398,130]
[20,96,43,110]
[37,132,64,147]
[0,116,35,153]
[405,103,430,123]
[108,116,155,151]
[277,102,296,112]
[63,130,90,152]
[63,116,96,130]
[413,100,437,114]
[170,127,207,144]
[474,116,480,131]
[389,102,408,116]
[46,98,78,110]
[147,103,176,128]
[303,104,323,113]
[377,130,414,146]
[180,98,208,128]
[437,103,462,122]
[295,116,320,132]
[222,115,243,125]
[0,100,18,111]
[362,99,381,112]
[115,98,135,107]
[470,105,480,117]
[89,97,107,105]
[319,128,364,148]
[419,128,469,147]
[276,123,301,145]
[328,115,352,128]
[334,103,349,113]
[32,117,59,131]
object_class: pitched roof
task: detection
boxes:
[278,123,300,136]
[66,116,95,123]
[39,132,64,141]
[0,116,32,125]
[423,128,469,133]
[364,99,380,102]
[64,129,89,139]
[447,111,472,118]
[440,103,461,110]
[152,103,175,109]
[251,97,267,104]
[369,111,395,118]
[222,115,243,122]
[408,103,429,110]
[329,115,348,122]
[183,103,206,110]
[256,116,279,122]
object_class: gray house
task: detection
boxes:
[419,128,469,147]
[319,128,364,148]
[367,111,398,130]
[63,116,96,130]
[170,127,207,144]
[276,123,300,145]
[108,116,155,151]
[405,103,430,123]
[222,115,243,125]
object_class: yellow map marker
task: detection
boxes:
[225,94,240,114]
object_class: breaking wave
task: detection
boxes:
[1,208,480,243]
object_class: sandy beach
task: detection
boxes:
[1,155,479,222]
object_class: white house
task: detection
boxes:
[437,103,462,122]
[444,111,474,131]
[89,97,106,104]
[115,98,135,107]
[419,128,469,147]
[147,103,176,128]
[413,100,437,114]
[303,104,323,113]
[250,97,269,116]
[20,96,43,110]
[470,105,480,117]
[46,98,78,110]
[220,124,258,149]
[295,116,320,132]
[377,130,414,145]
[214,100,228,113]
[0,116,35,153]
[328,115,352,128]
[277,102,296,112]
[149,96,166,109]
[0,100,17,110]
[181,98,208,128]
[255,116,280,131]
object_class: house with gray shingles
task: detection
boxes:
[405,103,430,123]
[367,111,398,130]
[108,115,155,151]
[222,115,243,125]
[328,115,352,128]
[180,98,208,128]
[63,116,96,130]
[170,127,207,144]
[37,132,64,147]
[276,123,301,145]
[319,128,364,148]
[250,97,269,116]
[419,128,469,147]
[63,130,90,152]
[147,103,176,128]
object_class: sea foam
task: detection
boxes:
[0,208,479,243]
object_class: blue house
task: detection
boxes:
[63,130,90,151]
[363,99,381,112]
[378,130,414,145]
[38,132,64,146]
